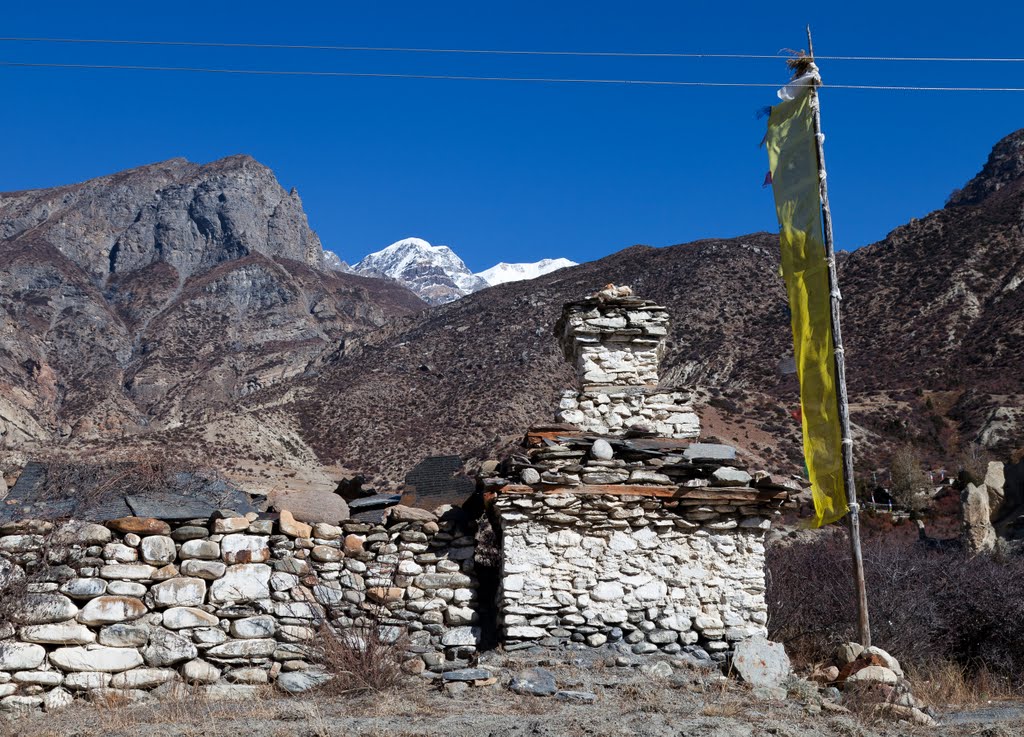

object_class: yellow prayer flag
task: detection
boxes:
[766,87,847,527]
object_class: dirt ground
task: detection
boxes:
[3,664,1021,737]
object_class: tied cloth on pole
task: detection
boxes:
[765,64,847,527]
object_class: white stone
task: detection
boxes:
[150,577,207,608]
[270,572,299,591]
[99,564,156,580]
[162,607,220,629]
[205,639,277,659]
[10,594,78,625]
[42,686,73,712]
[19,622,96,645]
[102,543,139,563]
[847,666,898,685]
[440,627,479,647]
[591,582,625,602]
[634,580,668,602]
[179,559,227,579]
[49,646,144,672]
[0,695,43,712]
[54,521,111,546]
[277,669,332,693]
[63,672,111,690]
[230,616,276,639]
[505,625,546,639]
[13,670,63,686]
[140,536,177,565]
[60,578,107,599]
[108,581,147,597]
[221,534,271,564]
[210,564,271,604]
[180,539,221,560]
[591,439,614,460]
[98,623,149,647]
[608,531,637,552]
[142,629,197,666]
[0,643,46,670]
[110,668,179,689]
[182,659,221,684]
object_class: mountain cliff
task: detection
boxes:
[0,156,425,450]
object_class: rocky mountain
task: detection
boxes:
[0,155,425,454]
[3,130,1023,496]
[476,258,578,286]
[353,238,487,305]
[320,250,350,272]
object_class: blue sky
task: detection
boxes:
[3,1,1024,271]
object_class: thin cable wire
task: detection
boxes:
[2,36,1024,63]
[3,61,1024,91]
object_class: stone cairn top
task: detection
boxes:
[484,286,798,509]
[554,284,669,390]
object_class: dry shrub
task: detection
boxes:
[313,621,407,695]
[767,534,1024,694]
[907,660,1013,708]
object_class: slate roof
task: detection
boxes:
[0,462,256,523]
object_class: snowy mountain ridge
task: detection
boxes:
[351,237,576,305]
[476,257,577,286]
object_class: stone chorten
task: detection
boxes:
[487,285,795,660]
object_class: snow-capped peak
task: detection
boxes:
[476,257,578,286]
[353,238,487,305]
[353,237,580,305]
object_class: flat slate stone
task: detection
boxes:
[683,443,737,462]
[441,668,492,682]
[510,667,557,697]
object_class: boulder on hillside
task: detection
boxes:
[961,482,996,553]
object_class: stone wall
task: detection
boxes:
[0,506,479,712]
[494,493,769,660]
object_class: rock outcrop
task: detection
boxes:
[0,156,424,459]
[961,482,997,553]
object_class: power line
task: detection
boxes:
[3,61,1024,91]
[2,36,1024,63]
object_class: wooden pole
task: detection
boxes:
[805,25,872,648]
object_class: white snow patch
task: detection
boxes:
[476,258,578,286]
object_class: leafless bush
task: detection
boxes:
[767,534,1024,691]
[956,442,993,486]
[313,621,407,695]
[888,445,931,514]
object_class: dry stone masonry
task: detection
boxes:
[554,287,699,438]
[0,506,480,712]
[485,286,794,662]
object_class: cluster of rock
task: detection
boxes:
[0,505,480,713]
[553,290,699,438]
[482,287,794,662]
[811,643,936,726]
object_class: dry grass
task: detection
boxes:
[909,660,1017,708]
